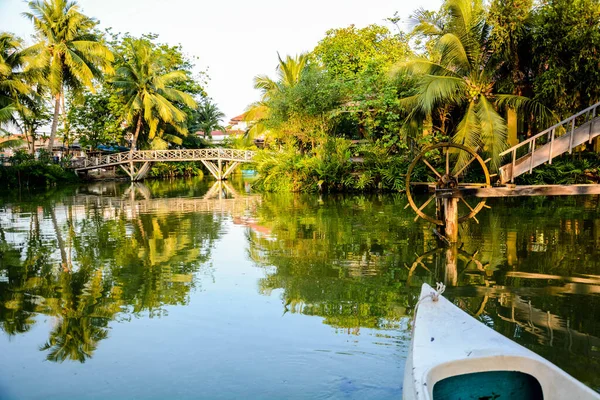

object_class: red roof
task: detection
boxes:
[229,113,246,124]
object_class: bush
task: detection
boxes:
[252,138,417,193]
[0,161,78,189]
[515,156,600,185]
[149,162,204,178]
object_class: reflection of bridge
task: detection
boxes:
[69,182,261,218]
[70,148,256,181]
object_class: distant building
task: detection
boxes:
[0,132,85,160]
[228,114,248,132]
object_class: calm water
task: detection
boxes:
[0,177,599,399]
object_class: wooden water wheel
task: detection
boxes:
[406,143,491,225]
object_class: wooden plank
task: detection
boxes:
[438,184,600,198]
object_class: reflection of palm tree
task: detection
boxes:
[40,316,109,363]
[0,190,226,361]
[39,269,114,363]
[49,206,70,272]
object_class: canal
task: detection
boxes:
[0,177,598,399]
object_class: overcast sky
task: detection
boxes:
[0,0,442,122]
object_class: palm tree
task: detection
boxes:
[244,53,308,140]
[111,39,197,150]
[0,32,31,127]
[191,99,225,139]
[23,0,114,152]
[399,0,550,169]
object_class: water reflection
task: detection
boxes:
[245,193,600,392]
[0,180,598,394]
[0,178,259,363]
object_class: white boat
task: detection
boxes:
[403,283,600,400]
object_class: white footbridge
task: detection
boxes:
[71,148,255,181]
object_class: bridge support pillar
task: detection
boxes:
[201,159,240,181]
[120,161,152,181]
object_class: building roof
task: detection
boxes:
[228,113,246,125]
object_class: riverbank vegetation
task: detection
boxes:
[2,0,600,191]
[248,0,600,191]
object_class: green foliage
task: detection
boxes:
[266,65,344,147]
[515,156,600,185]
[189,99,225,138]
[244,53,310,142]
[149,162,204,178]
[0,32,32,127]
[67,87,126,149]
[252,139,415,193]
[23,0,114,150]
[0,161,78,190]
[487,0,533,96]
[529,0,600,117]
[111,37,198,149]
[312,24,409,81]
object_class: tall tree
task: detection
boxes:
[0,32,31,127]
[111,39,197,150]
[190,99,225,139]
[244,53,308,141]
[399,0,549,169]
[488,0,534,146]
[23,0,114,152]
[529,0,600,118]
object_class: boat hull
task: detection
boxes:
[403,283,599,400]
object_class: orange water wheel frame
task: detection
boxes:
[406,143,492,225]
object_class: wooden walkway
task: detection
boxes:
[499,101,600,183]
[71,148,256,181]
[438,184,600,198]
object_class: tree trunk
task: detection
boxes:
[28,129,34,154]
[48,93,61,153]
[507,108,518,147]
[131,114,143,151]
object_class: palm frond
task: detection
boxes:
[495,94,558,129]
[416,75,466,113]
[476,96,507,170]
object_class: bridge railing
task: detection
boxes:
[72,148,256,170]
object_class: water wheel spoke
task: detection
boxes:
[413,194,436,222]
[453,155,477,178]
[459,197,475,212]
[406,142,490,227]
[418,194,436,212]
[459,198,480,224]
[422,159,443,179]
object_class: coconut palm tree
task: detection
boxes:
[111,39,197,150]
[399,0,551,169]
[244,53,308,140]
[22,0,114,152]
[191,99,225,139]
[0,32,31,127]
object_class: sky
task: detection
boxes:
[0,0,442,123]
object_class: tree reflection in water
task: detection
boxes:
[246,193,600,391]
[0,178,236,362]
[0,182,598,392]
